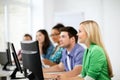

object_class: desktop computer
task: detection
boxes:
[21,41,44,80]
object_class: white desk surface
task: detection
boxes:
[0,65,28,80]
[0,65,62,80]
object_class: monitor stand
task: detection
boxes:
[24,69,43,80]
[2,61,10,71]
[10,68,25,79]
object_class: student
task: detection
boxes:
[22,34,32,41]
[36,29,54,62]
[43,23,65,66]
[17,33,32,61]
[43,27,85,78]
[59,20,113,80]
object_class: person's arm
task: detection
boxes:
[45,43,54,59]
[17,50,22,61]
[44,66,84,80]
[84,76,95,80]
[58,75,84,80]
[58,75,95,80]
[43,62,65,73]
[60,65,82,77]
[43,59,57,66]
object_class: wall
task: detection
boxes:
[103,0,120,79]
[0,1,6,51]
[31,0,44,39]
[44,0,54,34]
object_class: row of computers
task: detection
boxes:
[0,41,44,80]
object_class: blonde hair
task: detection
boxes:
[80,20,113,77]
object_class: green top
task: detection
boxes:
[81,44,111,80]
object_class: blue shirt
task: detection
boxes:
[42,43,54,59]
[61,43,85,71]
[49,47,64,64]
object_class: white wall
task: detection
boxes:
[31,0,45,39]
[0,1,6,51]
[103,0,120,79]
[44,0,54,34]
[45,0,104,33]
[44,0,120,79]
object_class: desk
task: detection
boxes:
[43,71,64,80]
[0,65,28,80]
[0,71,10,80]
[0,65,11,80]
[0,65,63,80]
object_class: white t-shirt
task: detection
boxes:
[67,51,71,71]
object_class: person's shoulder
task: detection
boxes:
[49,42,55,48]
[73,44,85,56]
[75,43,85,50]
[57,47,64,51]
[50,42,54,46]
[61,48,67,56]
[90,44,103,52]
[89,44,104,55]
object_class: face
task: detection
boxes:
[36,32,45,44]
[59,32,71,48]
[77,24,88,43]
[23,36,32,41]
[50,29,60,43]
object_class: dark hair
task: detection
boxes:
[24,34,32,40]
[37,29,51,54]
[60,26,78,43]
[52,23,65,32]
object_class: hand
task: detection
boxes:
[44,73,60,79]
[56,75,83,80]
[56,74,68,80]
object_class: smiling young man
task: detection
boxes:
[43,26,85,78]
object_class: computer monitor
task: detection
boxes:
[6,42,12,66]
[0,51,8,65]
[21,41,44,80]
[0,42,12,71]
[10,43,23,79]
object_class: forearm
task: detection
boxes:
[74,75,95,80]
[43,65,64,73]
[60,69,80,77]
[60,66,82,77]
[43,59,57,66]
[71,76,84,80]
[59,75,84,80]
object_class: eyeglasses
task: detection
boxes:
[50,33,60,37]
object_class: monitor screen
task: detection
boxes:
[10,43,23,79]
[0,42,12,71]
[21,41,44,80]
[0,51,8,65]
[7,42,12,66]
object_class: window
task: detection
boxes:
[0,0,31,51]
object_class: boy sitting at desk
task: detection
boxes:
[43,27,85,78]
